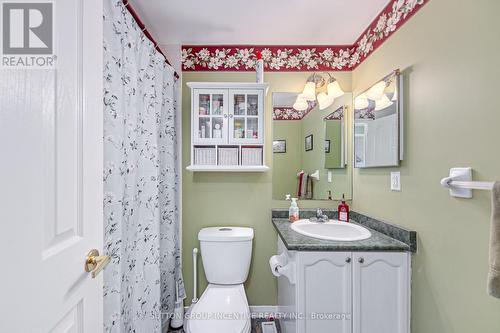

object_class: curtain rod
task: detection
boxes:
[122,0,180,79]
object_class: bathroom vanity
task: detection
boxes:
[272,210,416,333]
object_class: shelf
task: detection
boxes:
[186,165,269,173]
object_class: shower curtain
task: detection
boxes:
[103,1,184,332]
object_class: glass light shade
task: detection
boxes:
[391,85,398,101]
[327,80,345,99]
[293,96,309,111]
[301,81,317,101]
[365,81,387,100]
[317,92,334,110]
[375,94,394,111]
[355,94,369,109]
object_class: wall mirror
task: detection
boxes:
[354,69,403,168]
[272,92,352,201]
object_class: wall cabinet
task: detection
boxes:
[187,82,269,172]
[277,239,411,333]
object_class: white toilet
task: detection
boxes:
[186,227,254,333]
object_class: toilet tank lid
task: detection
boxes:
[198,227,254,242]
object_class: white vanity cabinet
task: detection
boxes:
[187,82,269,172]
[352,252,410,333]
[297,252,353,333]
[277,239,411,333]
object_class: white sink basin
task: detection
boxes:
[291,219,371,241]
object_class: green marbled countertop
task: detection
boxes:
[272,218,411,252]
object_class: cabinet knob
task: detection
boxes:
[224,114,228,118]
[229,114,234,118]
[358,257,364,264]
[345,257,351,263]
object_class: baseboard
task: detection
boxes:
[250,305,279,317]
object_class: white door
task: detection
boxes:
[297,252,352,333]
[0,0,104,332]
[352,252,410,333]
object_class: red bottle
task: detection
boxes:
[338,194,350,222]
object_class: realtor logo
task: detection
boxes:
[2,2,55,67]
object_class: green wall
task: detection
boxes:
[182,72,352,305]
[324,121,342,168]
[351,0,500,332]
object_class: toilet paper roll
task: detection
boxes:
[269,253,288,277]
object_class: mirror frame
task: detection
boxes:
[353,69,404,168]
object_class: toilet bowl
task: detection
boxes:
[186,284,251,333]
[186,227,254,333]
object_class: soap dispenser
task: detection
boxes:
[286,195,300,222]
[338,194,350,222]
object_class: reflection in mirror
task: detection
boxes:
[272,92,352,201]
[354,70,403,168]
[324,106,346,169]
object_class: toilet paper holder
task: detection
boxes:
[270,253,296,285]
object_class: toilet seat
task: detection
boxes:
[186,284,251,333]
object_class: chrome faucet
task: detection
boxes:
[310,208,329,223]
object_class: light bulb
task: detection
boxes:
[317,92,334,110]
[375,94,393,111]
[355,94,369,109]
[301,81,317,101]
[365,81,387,100]
[327,80,345,99]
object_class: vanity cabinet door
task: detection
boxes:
[228,89,264,144]
[192,89,228,144]
[297,252,352,333]
[352,252,410,333]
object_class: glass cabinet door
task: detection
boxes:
[228,89,264,144]
[193,89,228,144]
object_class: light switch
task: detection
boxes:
[328,171,332,183]
[391,172,401,191]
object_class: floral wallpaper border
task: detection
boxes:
[181,0,429,72]
[324,106,345,120]
[273,101,317,120]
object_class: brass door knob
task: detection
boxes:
[85,249,111,278]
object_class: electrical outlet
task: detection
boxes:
[391,172,401,191]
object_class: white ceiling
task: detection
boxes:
[129,0,390,45]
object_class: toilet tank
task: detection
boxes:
[198,227,254,285]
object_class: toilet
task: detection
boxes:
[186,227,254,333]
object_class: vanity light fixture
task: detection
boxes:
[391,85,398,101]
[374,94,394,111]
[355,93,369,109]
[293,94,309,111]
[317,92,334,110]
[327,79,344,99]
[301,81,317,101]
[365,80,387,100]
[295,73,345,111]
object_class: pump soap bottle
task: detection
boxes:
[338,194,350,222]
[286,194,300,222]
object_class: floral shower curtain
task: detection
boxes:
[103,1,184,332]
